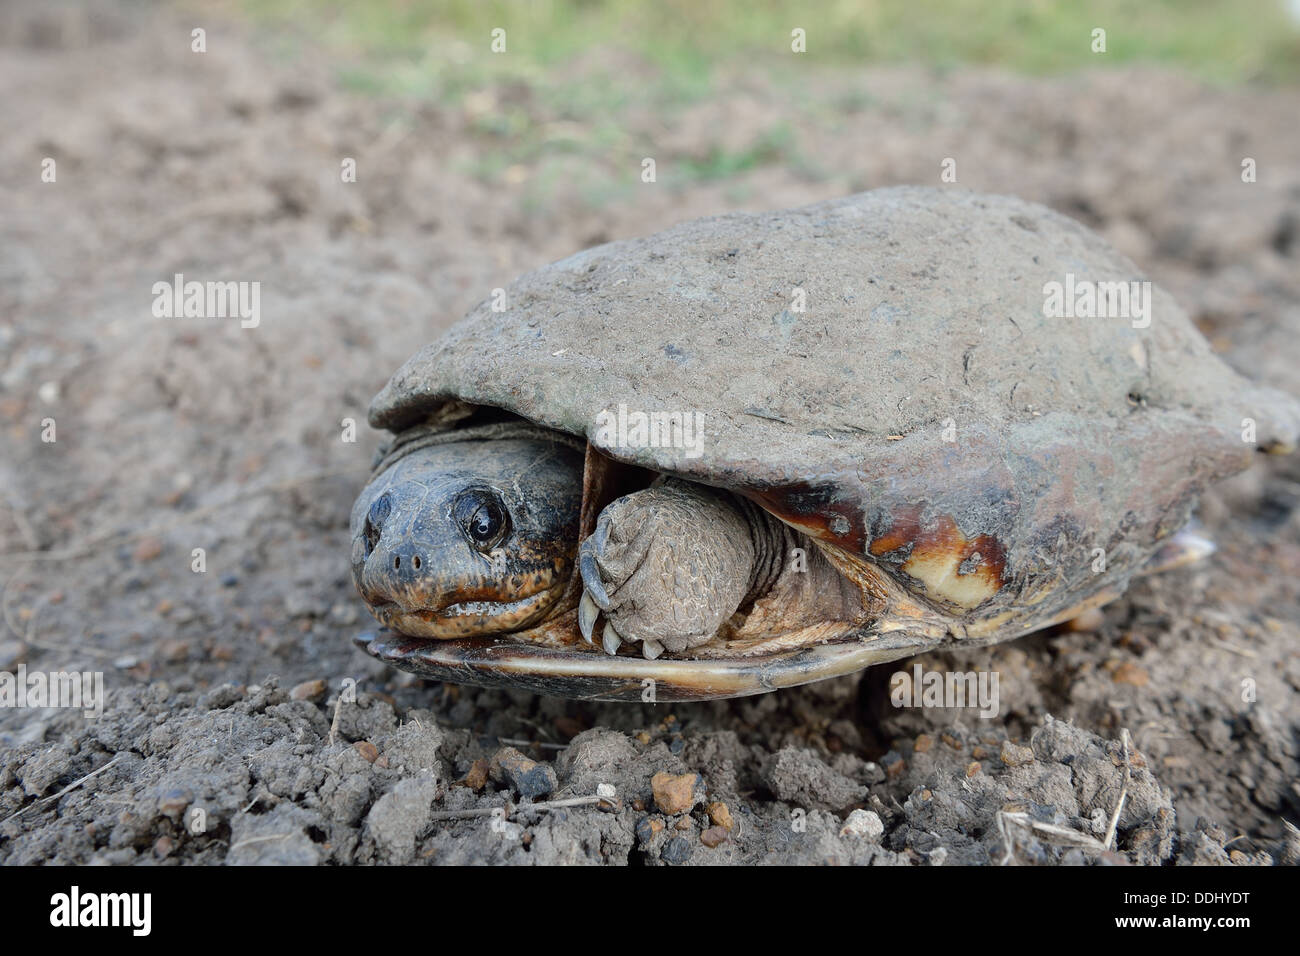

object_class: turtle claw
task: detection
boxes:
[640,638,664,660]
[579,521,620,649]
[578,591,599,643]
[601,621,624,656]
[578,548,611,609]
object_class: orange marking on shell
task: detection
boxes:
[869,511,1006,610]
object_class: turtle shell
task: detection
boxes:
[362,188,1300,698]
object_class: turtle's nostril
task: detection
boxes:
[412,555,421,570]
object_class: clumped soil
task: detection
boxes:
[1,2,1298,864]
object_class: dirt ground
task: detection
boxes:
[1,1,1298,865]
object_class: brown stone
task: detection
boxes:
[289,679,327,701]
[463,758,489,790]
[701,826,729,848]
[354,741,379,763]
[707,801,734,831]
[651,772,701,815]
[1112,661,1150,686]
[1000,740,1035,767]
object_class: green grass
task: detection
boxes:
[231,0,1300,202]
[678,123,799,181]
[247,0,1300,85]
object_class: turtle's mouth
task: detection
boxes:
[366,588,558,639]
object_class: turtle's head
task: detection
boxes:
[350,437,584,638]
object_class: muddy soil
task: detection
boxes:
[1,2,1297,864]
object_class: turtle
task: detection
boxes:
[349,187,1299,702]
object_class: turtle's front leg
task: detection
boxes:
[577,478,784,659]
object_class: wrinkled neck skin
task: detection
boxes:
[350,437,584,639]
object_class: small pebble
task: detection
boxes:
[700,826,729,848]
[492,748,557,800]
[660,836,693,864]
[651,772,702,815]
[706,801,734,831]
[354,741,379,763]
[634,816,664,844]
[289,679,327,702]
[1000,740,1035,767]
[913,733,933,753]
[839,809,884,842]
[462,759,489,791]
[1112,661,1149,687]
[157,788,193,818]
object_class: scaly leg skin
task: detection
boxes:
[576,478,792,659]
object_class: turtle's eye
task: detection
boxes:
[364,492,391,556]
[453,489,511,552]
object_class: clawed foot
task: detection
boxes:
[575,482,755,660]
